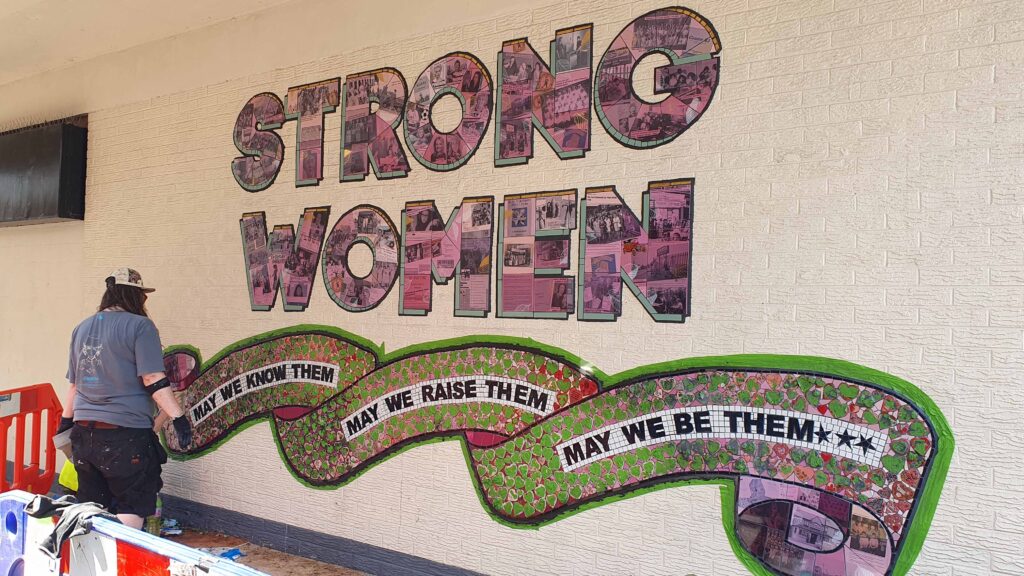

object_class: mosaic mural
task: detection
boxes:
[162,327,951,576]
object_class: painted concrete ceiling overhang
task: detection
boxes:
[0,0,295,86]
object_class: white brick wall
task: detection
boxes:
[0,222,83,396]
[2,0,1022,573]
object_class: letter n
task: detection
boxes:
[240,207,331,311]
[495,25,593,166]
[579,180,693,322]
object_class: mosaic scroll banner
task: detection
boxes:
[162,327,952,576]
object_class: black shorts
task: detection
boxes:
[70,425,166,517]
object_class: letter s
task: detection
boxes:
[232,93,286,192]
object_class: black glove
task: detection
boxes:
[172,416,193,449]
[57,417,74,434]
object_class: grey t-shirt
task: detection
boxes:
[66,311,165,428]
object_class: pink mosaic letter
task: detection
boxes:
[405,53,492,171]
[285,78,340,185]
[595,7,720,149]
[341,68,411,181]
[579,180,692,322]
[495,25,592,165]
[400,198,494,316]
[232,93,286,192]
[240,207,331,311]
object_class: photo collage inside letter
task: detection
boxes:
[323,207,400,312]
[582,181,692,320]
[405,53,493,170]
[596,7,720,148]
[497,25,592,163]
[286,79,340,185]
[232,93,286,191]
[342,69,410,180]
[241,207,330,311]
[402,199,493,315]
[500,191,577,317]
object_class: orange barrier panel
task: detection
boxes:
[0,383,60,494]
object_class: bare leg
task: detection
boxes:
[117,513,144,530]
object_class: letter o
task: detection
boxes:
[322,205,400,312]
[404,52,493,171]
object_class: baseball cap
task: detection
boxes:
[109,267,156,293]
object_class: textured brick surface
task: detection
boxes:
[2,0,1023,573]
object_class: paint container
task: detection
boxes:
[144,495,162,536]
[52,428,72,458]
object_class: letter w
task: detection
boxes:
[240,206,331,311]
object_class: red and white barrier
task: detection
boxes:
[0,383,271,574]
[0,383,61,494]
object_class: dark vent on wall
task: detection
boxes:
[0,116,88,227]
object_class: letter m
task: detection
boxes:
[399,197,494,317]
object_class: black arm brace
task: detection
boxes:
[145,377,171,396]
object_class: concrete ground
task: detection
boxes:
[168,529,366,576]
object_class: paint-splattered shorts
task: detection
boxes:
[70,425,165,517]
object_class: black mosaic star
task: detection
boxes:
[836,430,856,448]
[855,435,876,454]
[815,427,832,444]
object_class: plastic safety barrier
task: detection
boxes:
[0,383,61,494]
[0,490,270,576]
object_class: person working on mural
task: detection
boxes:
[55,268,192,530]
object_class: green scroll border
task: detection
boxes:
[164,324,953,576]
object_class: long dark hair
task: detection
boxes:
[98,277,148,316]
